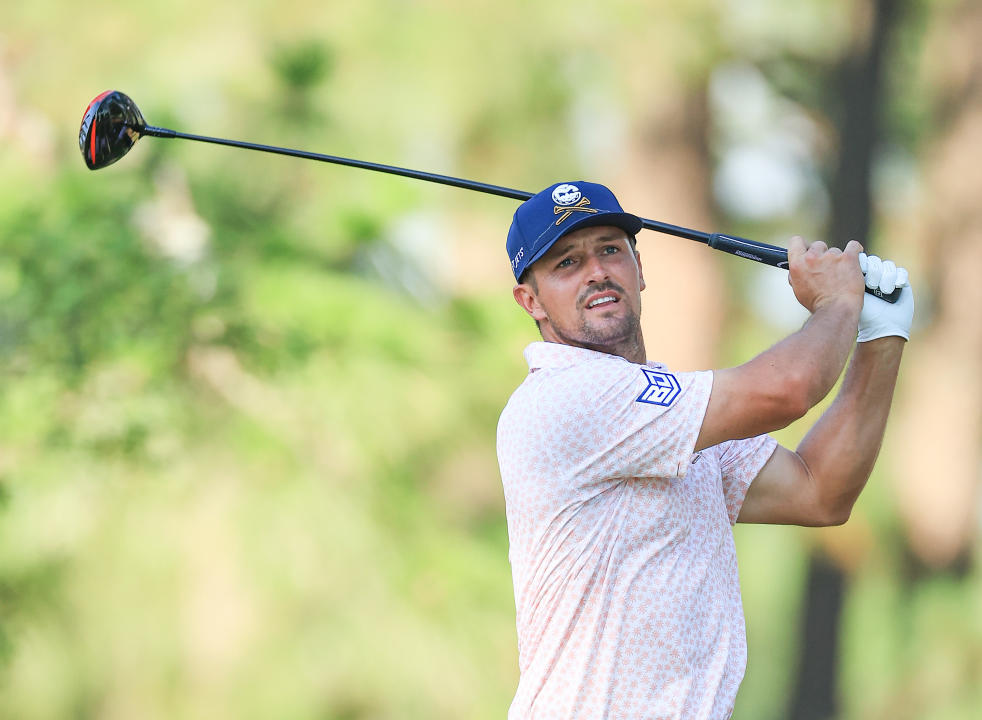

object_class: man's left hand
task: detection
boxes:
[858,253,914,342]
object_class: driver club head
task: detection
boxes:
[79,90,147,170]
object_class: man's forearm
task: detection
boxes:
[796,337,905,520]
[696,298,863,451]
[746,297,861,415]
[788,299,864,407]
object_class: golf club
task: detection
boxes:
[79,90,901,303]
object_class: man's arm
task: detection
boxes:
[736,336,904,526]
[694,237,865,452]
[735,257,914,526]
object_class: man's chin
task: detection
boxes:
[552,315,640,350]
[585,313,639,339]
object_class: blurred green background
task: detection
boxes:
[1,1,980,718]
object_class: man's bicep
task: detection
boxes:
[736,445,829,525]
[695,363,806,452]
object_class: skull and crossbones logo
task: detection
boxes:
[551,184,582,206]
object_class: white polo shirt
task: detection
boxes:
[496,342,777,719]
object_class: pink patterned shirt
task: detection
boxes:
[497,342,777,719]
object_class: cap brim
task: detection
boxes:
[562,211,643,238]
[521,211,644,277]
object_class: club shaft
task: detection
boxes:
[143,125,532,200]
[144,124,793,269]
[141,125,902,301]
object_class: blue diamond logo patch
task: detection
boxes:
[636,368,681,407]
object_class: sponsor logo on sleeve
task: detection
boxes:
[636,368,681,407]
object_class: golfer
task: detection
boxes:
[496,181,913,719]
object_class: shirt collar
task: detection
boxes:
[523,341,631,371]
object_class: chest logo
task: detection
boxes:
[636,368,681,407]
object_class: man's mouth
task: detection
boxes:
[585,292,620,309]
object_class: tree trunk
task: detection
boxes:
[827,0,902,252]
[788,553,846,720]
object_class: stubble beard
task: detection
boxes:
[548,302,644,358]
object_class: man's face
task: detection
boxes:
[513,225,646,361]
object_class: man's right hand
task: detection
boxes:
[787,236,866,314]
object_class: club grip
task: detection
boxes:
[707,233,902,304]
[708,233,790,268]
[862,285,902,303]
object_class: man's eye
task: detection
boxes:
[602,245,619,254]
[557,258,574,268]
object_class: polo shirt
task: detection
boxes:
[496,342,777,719]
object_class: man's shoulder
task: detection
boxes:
[525,344,707,395]
[501,345,709,430]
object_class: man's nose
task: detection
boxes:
[584,254,608,282]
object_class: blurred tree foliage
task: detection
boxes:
[270,38,334,124]
[0,1,980,719]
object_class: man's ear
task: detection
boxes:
[635,250,646,292]
[513,282,546,321]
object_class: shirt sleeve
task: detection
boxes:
[529,359,714,484]
[716,435,779,524]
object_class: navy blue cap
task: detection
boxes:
[507,181,643,281]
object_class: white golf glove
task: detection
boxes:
[857,252,914,342]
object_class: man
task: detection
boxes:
[496,181,913,719]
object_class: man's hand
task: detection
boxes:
[858,253,914,342]
[787,237,865,314]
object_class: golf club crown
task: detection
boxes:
[79,90,147,170]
